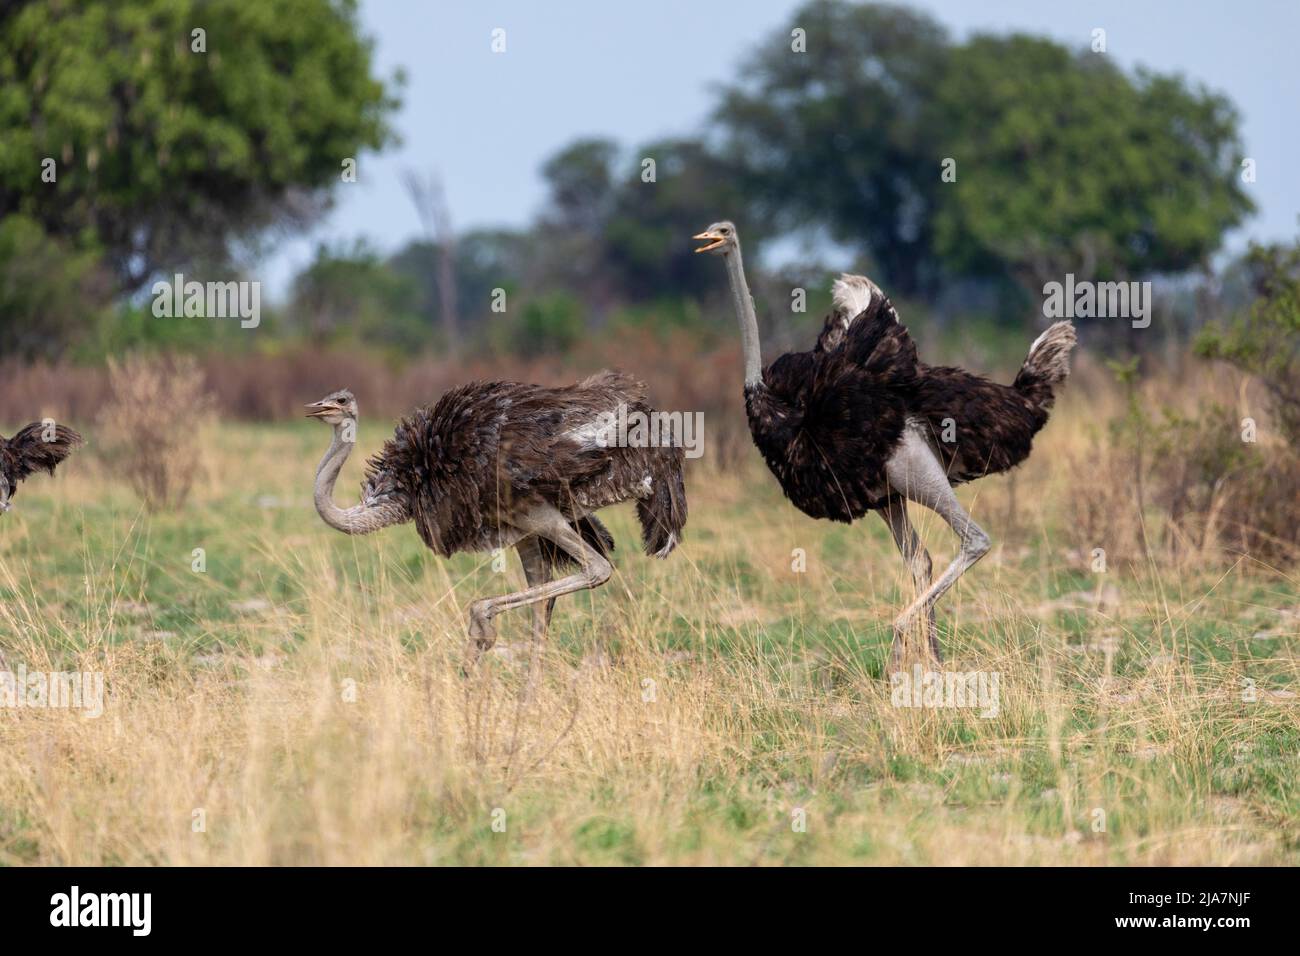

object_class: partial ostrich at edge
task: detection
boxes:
[0,422,83,514]
[307,375,687,655]
[694,220,1076,665]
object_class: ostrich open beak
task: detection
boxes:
[693,231,726,253]
[305,401,330,419]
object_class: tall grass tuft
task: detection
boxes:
[96,354,214,509]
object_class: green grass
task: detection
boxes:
[0,420,1296,865]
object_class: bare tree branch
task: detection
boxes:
[402,168,460,353]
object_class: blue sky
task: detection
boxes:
[261,0,1300,298]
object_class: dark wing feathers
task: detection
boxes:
[843,308,917,385]
[0,422,84,492]
[748,286,1067,522]
[908,368,1047,482]
[814,310,849,354]
[747,303,916,521]
[814,292,906,357]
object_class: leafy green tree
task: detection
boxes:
[287,241,424,351]
[540,138,620,234]
[0,0,399,295]
[715,0,950,294]
[0,214,110,358]
[603,137,751,304]
[715,0,1252,304]
[388,228,535,342]
[510,291,586,355]
[520,136,750,316]
[929,35,1253,293]
[529,139,620,310]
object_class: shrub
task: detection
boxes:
[96,355,214,510]
[1196,241,1300,442]
[1067,357,1298,565]
[1147,403,1255,554]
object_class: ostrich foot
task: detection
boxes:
[465,601,498,660]
[890,618,942,672]
[927,624,943,664]
[889,631,906,672]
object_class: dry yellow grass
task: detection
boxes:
[0,389,1296,865]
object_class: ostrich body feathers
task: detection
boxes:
[0,422,83,501]
[746,287,1075,523]
[362,371,687,559]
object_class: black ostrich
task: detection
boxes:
[694,221,1076,665]
[306,373,687,656]
[0,422,83,514]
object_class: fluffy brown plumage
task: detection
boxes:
[308,371,687,656]
[0,422,83,512]
[362,371,686,558]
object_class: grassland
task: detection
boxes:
[0,398,1296,865]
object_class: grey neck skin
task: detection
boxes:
[313,423,405,535]
[723,245,763,387]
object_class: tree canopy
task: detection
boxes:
[0,0,399,298]
[929,34,1253,291]
[715,0,1253,297]
[715,1,949,294]
[0,0,1262,360]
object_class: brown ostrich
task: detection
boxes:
[0,422,83,514]
[694,220,1076,666]
[307,374,687,656]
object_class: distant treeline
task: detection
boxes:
[0,1,1264,361]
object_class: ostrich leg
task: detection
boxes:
[884,431,991,668]
[515,535,557,641]
[879,498,939,665]
[514,534,558,699]
[466,506,612,658]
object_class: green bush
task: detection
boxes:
[510,292,585,355]
[0,215,109,359]
[1196,242,1300,443]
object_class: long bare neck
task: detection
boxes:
[723,245,763,386]
[313,423,403,535]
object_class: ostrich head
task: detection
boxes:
[306,388,358,427]
[693,221,739,256]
